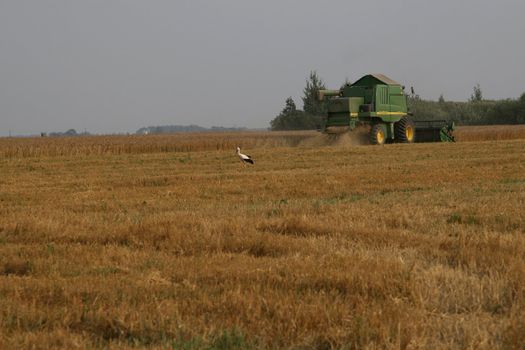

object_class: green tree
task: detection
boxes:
[438,94,445,103]
[270,97,297,130]
[302,71,327,116]
[282,97,297,115]
[270,97,321,130]
[485,92,525,124]
[470,84,483,102]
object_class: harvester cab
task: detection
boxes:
[319,74,455,144]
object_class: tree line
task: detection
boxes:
[270,72,525,130]
[270,72,327,131]
[136,125,247,135]
[408,92,525,125]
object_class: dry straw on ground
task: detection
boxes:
[0,126,524,349]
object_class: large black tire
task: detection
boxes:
[370,124,386,145]
[395,117,415,143]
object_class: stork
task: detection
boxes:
[236,147,254,165]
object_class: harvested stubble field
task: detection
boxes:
[0,126,524,349]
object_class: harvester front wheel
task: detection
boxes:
[395,117,415,143]
[370,124,386,145]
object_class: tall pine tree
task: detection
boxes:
[281,97,297,115]
[470,84,483,102]
[270,97,298,130]
[302,71,327,116]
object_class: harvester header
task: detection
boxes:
[319,74,455,144]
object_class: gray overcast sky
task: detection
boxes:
[1,0,524,136]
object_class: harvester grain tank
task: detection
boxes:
[318,74,455,144]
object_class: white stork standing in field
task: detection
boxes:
[236,147,254,165]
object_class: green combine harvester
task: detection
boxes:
[319,74,455,144]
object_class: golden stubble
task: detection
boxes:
[0,129,524,349]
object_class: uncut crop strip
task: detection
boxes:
[455,124,525,142]
[1,125,525,159]
[0,131,317,158]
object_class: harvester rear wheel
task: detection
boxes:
[395,117,415,143]
[370,124,386,145]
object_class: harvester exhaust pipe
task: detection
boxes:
[318,89,341,101]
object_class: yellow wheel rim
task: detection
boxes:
[377,129,385,144]
[406,126,414,141]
